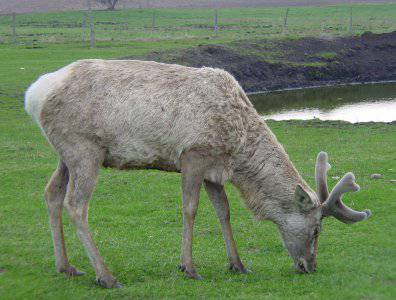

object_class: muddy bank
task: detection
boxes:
[139,31,396,92]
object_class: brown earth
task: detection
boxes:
[0,0,392,14]
[140,31,396,92]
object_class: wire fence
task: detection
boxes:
[0,6,395,47]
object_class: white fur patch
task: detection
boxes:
[24,64,73,129]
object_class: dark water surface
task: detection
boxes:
[249,82,396,123]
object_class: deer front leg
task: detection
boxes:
[204,181,249,274]
[179,151,206,280]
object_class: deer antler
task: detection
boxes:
[315,152,372,224]
[315,151,331,203]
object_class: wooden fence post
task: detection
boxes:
[282,8,289,34]
[214,9,219,37]
[12,13,17,44]
[124,3,128,30]
[87,0,95,48]
[151,11,156,34]
[82,12,87,42]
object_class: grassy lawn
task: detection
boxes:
[0,4,396,299]
[1,100,395,298]
[0,4,396,45]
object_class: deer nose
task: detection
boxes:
[296,258,316,273]
[296,259,309,273]
[297,262,307,273]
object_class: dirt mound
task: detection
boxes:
[142,31,396,92]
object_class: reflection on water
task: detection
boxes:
[249,82,396,123]
[264,100,396,123]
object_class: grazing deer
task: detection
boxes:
[25,60,371,288]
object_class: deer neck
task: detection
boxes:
[231,123,305,221]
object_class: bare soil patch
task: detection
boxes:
[140,31,396,92]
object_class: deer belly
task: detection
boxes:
[102,139,179,171]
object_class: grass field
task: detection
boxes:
[1,4,396,45]
[0,4,396,300]
[1,107,395,298]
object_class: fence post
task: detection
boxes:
[87,0,95,48]
[348,7,353,34]
[151,11,156,35]
[214,9,219,37]
[124,3,128,30]
[12,13,17,44]
[282,8,289,34]
[82,12,87,42]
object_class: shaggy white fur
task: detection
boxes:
[25,64,73,131]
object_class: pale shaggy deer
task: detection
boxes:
[25,59,371,288]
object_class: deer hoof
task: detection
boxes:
[185,271,203,280]
[95,276,122,289]
[229,263,250,274]
[178,265,203,280]
[60,265,85,277]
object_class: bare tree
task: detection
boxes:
[97,0,119,10]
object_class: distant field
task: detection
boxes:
[0,4,395,46]
[0,0,394,14]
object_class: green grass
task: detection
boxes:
[0,4,396,45]
[0,4,396,299]
[313,52,338,59]
[1,100,395,299]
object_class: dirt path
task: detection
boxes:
[142,31,396,92]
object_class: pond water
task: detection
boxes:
[249,82,396,123]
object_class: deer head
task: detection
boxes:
[279,151,371,274]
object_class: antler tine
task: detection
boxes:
[322,172,371,223]
[329,202,372,224]
[315,151,331,203]
[323,172,360,210]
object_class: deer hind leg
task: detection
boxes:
[63,147,121,288]
[178,151,207,280]
[45,160,84,276]
[204,181,249,274]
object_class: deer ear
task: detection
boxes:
[295,184,315,212]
